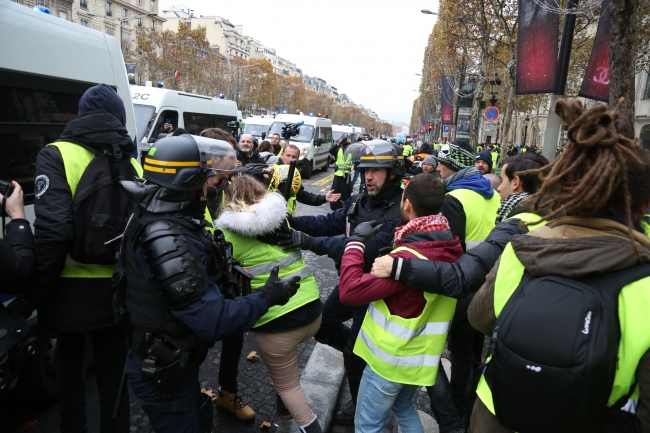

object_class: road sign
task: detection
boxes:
[483,121,497,135]
[442,125,450,138]
[484,106,500,121]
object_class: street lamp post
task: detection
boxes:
[485,74,502,144]
[523,115,530,147]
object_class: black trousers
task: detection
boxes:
[55,326,129,433]
[314,285,368,403]
[218,332,244,394]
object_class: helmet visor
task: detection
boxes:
[193,135,238,173]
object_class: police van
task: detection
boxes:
[131,85,239,158]
[242,116,274,142]
[0,1,137,402]
[332,124,357,143]
[267,114,333,179]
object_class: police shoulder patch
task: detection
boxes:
[35,174,50,199]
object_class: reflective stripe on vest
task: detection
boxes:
[353,246,457,386]
[476,243,650,415]
[219,227,319,328]
[50,142,143,279]
[505,211,546,231]
[334,148,352,176]
[446,188,500,250]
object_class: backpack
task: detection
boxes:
[69,146,139,265]
[485,263,650,433]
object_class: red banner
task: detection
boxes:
[516,0,559,94]
[441,75,454,125]
[579,0,610,102]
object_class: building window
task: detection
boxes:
[137,17,142,26]
[105,1,112,16]
[59,10,67,20]
[137,0,142,4]
[644,75,650,100]
[80,0,87,8]
[106,25,113,36]
[150,0,155,11]
[183,21,191,29]
[150,19,155,30]
[80,19,89,27]
[122,8,128,18]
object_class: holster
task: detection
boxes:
[140,338,190,399]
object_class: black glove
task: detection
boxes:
[277,229,314,251]
[257,218,292,245]
[259,266,300,307]
[6,296,37,320]
[349,221,384,245]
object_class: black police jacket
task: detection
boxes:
[0,219,34,295]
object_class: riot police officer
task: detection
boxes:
[116,134,301,433]
[268,140,405,424]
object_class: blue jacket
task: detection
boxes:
[135,235,270,342]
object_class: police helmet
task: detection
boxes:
[143,134,215,192]
[357,140,406,178]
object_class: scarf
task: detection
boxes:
[443,166,481,189]
[394,213,451,242]
[495,192,530,224]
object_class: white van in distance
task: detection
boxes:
[242,116,274,142]
[267,114,333,179]
[131,85,239,157]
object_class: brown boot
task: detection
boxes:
[215,388,256,424]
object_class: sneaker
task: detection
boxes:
[215,388,256,424]
[276,394,293,420]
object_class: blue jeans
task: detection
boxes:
[351,169,365,193]
[355,365,423,433]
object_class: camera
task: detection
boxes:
[0,180,15,217]
[281,120,304,140]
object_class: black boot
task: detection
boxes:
[197,392,214,433]
[276,393,292,420]
[334,399,355,425]
[298,415,323,433]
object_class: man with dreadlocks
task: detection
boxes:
[467,99,650,433]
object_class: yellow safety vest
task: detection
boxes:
[219,227,319,327]
[335,148,352,177]
[641,212,650,237]
[267,164,302,216]
[447,188,500,250]
[491,151,499,167]
[353,246,457,386]
[476,243,650,416]
[506,211,546,231]
[49,141,143,278]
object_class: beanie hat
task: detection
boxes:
[475,150,493,170]
[437,140,475,172]
[422,155,438,169]
[78,84,127,127]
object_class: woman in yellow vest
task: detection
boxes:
[467,100,650,433]
[215,175,324,433]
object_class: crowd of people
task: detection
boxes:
[1,84,650,433]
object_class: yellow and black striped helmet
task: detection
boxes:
[143,135,215,191]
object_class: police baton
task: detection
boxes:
[112,360,128,420]
[283,158,297,202]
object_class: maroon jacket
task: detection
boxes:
[339,230,463,318]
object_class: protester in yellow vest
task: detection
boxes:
[330,137,353,210]
[267,144,340,215]
[468,99,650,433]
[9,84,141,432]
[215,175,324,433]
[338,174,463,432]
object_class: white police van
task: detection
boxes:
[242,116,274,142]
[131,85,239,158]
[267,114,333,179]
[0,0,137,402]
[332,124,357,143]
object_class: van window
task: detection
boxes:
[268,122,314,143]
[134,104,155,142]
[151,110,178,140]
[0,75,92,203]
[183,112,235,135]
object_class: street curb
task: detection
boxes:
[276,343,345,432]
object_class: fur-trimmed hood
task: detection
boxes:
[215,192,287,237]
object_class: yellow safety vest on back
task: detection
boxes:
[476,243,650,416]
[334,148,352,177]
[49,141,143,278]
[353,246,457,386]
[447,188,500,250]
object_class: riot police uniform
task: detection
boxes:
[270,141,405,424]
[116,134,300,433]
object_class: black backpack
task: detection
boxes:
[485,263,650,433]
[69,145,139,265]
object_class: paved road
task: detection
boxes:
[4,168,345,433]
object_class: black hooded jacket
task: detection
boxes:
[30,109,136,332]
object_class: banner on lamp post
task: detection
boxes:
[441,75,454,125]
[516,0,559,94]
[579,0,611,102]
[456,107,471,141]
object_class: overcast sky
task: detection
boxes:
[159,0,439,124]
